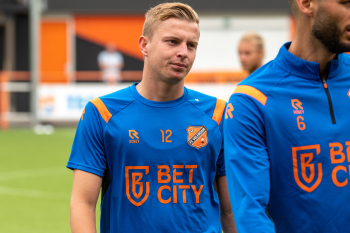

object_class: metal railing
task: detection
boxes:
[0,70,247,129]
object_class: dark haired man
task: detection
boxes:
[224,0,350,232]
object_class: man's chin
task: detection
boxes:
[335,40,350,53]
[163,74,186,84]
[341,39,350,51]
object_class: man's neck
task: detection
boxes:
[248,63,262,75]
[136,75,185,102]
[289,30,337,80]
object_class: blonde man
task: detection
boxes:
[68,2,236,233]
[238,32,264,74]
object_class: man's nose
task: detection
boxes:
[177,43,189,58]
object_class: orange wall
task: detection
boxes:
[75,16,144,60]
[40,21,68,83]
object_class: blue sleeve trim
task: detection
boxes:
[216,171,226,176]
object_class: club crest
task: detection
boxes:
[187,126,208,149]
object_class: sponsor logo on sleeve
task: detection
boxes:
[225,103,234,119]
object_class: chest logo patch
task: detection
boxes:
[291,99,304,114]
[129,130,139,143]
[187,126,208,149]
[347,90,350,98]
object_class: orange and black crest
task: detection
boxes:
[187,126,208,149]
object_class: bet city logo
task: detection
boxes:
[293,141,350,192]
[125,165,204,207]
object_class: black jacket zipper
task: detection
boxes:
[321,79,336,124]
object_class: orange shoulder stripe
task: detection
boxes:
[90,98,112,123]
[234,85,267,106]
[212,98,226,125]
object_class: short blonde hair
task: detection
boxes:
[142,2,199,39]
[240,32,264,52]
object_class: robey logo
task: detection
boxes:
[291,99,304,114]
[291,99,306,130]
[129,130,139,143]
[225,103,234,119]
[125,165,204,207]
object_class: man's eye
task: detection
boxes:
[169,40,176,44]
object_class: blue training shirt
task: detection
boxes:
[224,42,350,233]
[67,83,226,233]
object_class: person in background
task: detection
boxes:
[238,32,264,75]
[98,42,124,84]
[69,2,236,233]
[225,0,350,232]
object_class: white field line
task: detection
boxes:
[0,167,71,199]
[0,167,70,181]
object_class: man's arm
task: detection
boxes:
[70,169,102,233]
[216,175,237,233]
[224,93,275,233]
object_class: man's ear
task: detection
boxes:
[296,0,317,17]
[139,36,149,57]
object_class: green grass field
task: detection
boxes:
[0,128,100,233]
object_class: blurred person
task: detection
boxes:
[224,0,350,232]
[68,2,236,233]
[98,42,124,84]
[238,32,264,74]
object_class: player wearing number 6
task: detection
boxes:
[224,0,350,232]
[67,2,236,233]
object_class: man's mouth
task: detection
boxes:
[345,25,350,36]
[171,63,187,69]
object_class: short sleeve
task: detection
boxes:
[67,101,107,177]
